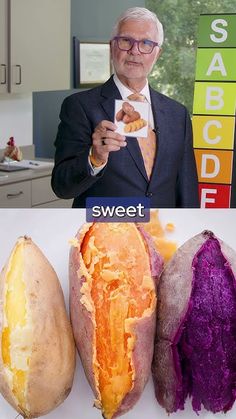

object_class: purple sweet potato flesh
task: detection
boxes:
[174,236,236,413]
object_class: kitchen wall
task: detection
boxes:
[0,94,32,150]
[33,0,145,158]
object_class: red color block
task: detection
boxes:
[199,183,231,208]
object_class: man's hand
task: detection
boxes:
[91,120,127,165]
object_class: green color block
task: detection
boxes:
[198,15,236,47]
[193,82,236,115]
[195,49,236,81]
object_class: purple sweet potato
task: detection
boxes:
[152,230,236,414]
[69,222,163,419]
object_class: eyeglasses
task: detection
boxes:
[112,36,159,54]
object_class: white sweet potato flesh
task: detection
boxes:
[0,237,75,418]
[70,223,163,419]
[2,240,29,411]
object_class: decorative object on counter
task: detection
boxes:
[3,137,23,162]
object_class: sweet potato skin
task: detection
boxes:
[152,230,236,413]
[69,223,163,418]
[116,102,141,124]
[0,237,76,418]
[69,225,97,397]
[116,108,125,122]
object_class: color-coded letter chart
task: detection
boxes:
[193,14,236,208]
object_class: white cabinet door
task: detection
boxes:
[0,0,8,93]
[0,181,31,208]
[10,0,70,93]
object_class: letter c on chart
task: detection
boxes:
[203,120,222,145]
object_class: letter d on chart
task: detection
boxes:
[201,154,220,178]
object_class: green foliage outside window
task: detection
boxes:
[146,0,236,113]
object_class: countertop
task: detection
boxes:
[0,160,54,186]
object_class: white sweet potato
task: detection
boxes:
[0,236,75,418]
[69,222,163,419]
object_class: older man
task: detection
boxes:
[51,7,199,208]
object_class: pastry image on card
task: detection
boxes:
[114,99,149,138]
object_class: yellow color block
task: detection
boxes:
[193,115,235,149]
[194,149,233,184]
[193,82,236,115]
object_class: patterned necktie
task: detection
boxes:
[127,93,156,179]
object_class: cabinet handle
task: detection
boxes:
[15,65,22,85]
[7,191,23,199]
[0,64,7,85]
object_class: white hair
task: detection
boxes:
[111,7,164,46]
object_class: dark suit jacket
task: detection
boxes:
[51,76,199,208]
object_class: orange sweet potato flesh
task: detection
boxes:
[140,210,177,264]
[70,223,163,419]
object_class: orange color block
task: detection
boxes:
[194,149,233,184]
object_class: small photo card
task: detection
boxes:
[114,99,149,138]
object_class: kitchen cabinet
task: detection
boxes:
[0,180,31,207]
[0,0,8,93]
[31,176,72,208]
[0,0,70,93]
[0,173,73,208]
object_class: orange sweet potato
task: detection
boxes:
[122,111,141,123]
[0,236,75,418]
[124,118,147,133]
[122,102,140,123]
[69,223,163,419]
[115,109,125,121]
[122,101,135,114]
